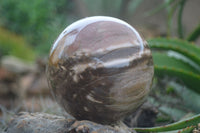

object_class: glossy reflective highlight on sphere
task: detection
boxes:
[47,16,154,124]
[49,16,144,67]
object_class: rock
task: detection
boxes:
[124,102,158,128]
[19,73,35,92]
[0,95,17,109]
[0,67,15,81]
[4,112,133,133]
[0,67,17,95]
[0,56,49,109]
[26,74,49,96]
[19,73,49,97]
[1,56,36,74]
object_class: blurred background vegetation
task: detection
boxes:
[0,0,200,132]
[0,0,199,60]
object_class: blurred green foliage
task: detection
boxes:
[0,27,35,61]
[0,0,74,54]
[0,0,145,56]
[136,37,200,132]
[137,1,200,132]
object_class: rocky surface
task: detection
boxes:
[0,56,157,133]
[0,56,49,109]
[124,102,158,128]
[2,103,158,133]
[4,112,133,133]
[1,56,37,74]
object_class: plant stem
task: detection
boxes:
[187,23,200,42]
[167,0,180,37]
[177,0,186,39]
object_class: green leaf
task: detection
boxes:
[169,82,200,113]
[178,126,196,133]
[187,23,200,42]
[148,38,200,93]
[167,0,180,36]
[148,38,200,66]
[133,114,200,132]
[177,0,186,38]
[166,51,200,72]
[152,52,200,74]
[159,105,187,121]
[152,52,200,94]
[155,65,200,94]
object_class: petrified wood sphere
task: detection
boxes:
[47,16,154,124]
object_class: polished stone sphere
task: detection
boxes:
[47,16,154,124]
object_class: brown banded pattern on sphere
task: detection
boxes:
[47,16,154,125]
